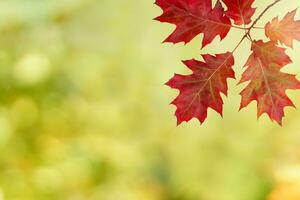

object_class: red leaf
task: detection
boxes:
[239,40,300,125]
[265,9,300,47]
[251,40,292,67]
[166,52,235,125]
[154,0,231,48]
[221,0,256,25]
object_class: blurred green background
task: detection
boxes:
[0,0,300,199]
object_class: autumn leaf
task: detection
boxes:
[166,52,235,124]
[154,0,231,48]
[265,9,300,47]
[250,40,292,66]
[221,0,256,25]
[239,40,300,125]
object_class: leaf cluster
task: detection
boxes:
[155,0,300,125]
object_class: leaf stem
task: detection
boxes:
[252,26,265,29]
[231,25,248,30]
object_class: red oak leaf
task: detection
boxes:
[239,40,300,125]
[265,9,300,47]
[221,0,256,25]
[166,52,235,125]
[251,40,291,67]
[154,0,231,48]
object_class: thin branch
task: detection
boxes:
[249,0,281,30]
[231,0,282,54]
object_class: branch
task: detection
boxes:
[231,0,282,53]
[249,0,281,30]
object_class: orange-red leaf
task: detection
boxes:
[154,0,231,48]
[265,9,300,47]
[166,52,235,125]
[221,0,256,25]
[239,40,300,125]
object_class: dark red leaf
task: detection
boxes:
[155,0,231,48]
[221,0,256,25]
[166,52,235,124]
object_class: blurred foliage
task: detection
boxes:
[0,0,299,199]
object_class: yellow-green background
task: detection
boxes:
[0,0,299,199]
